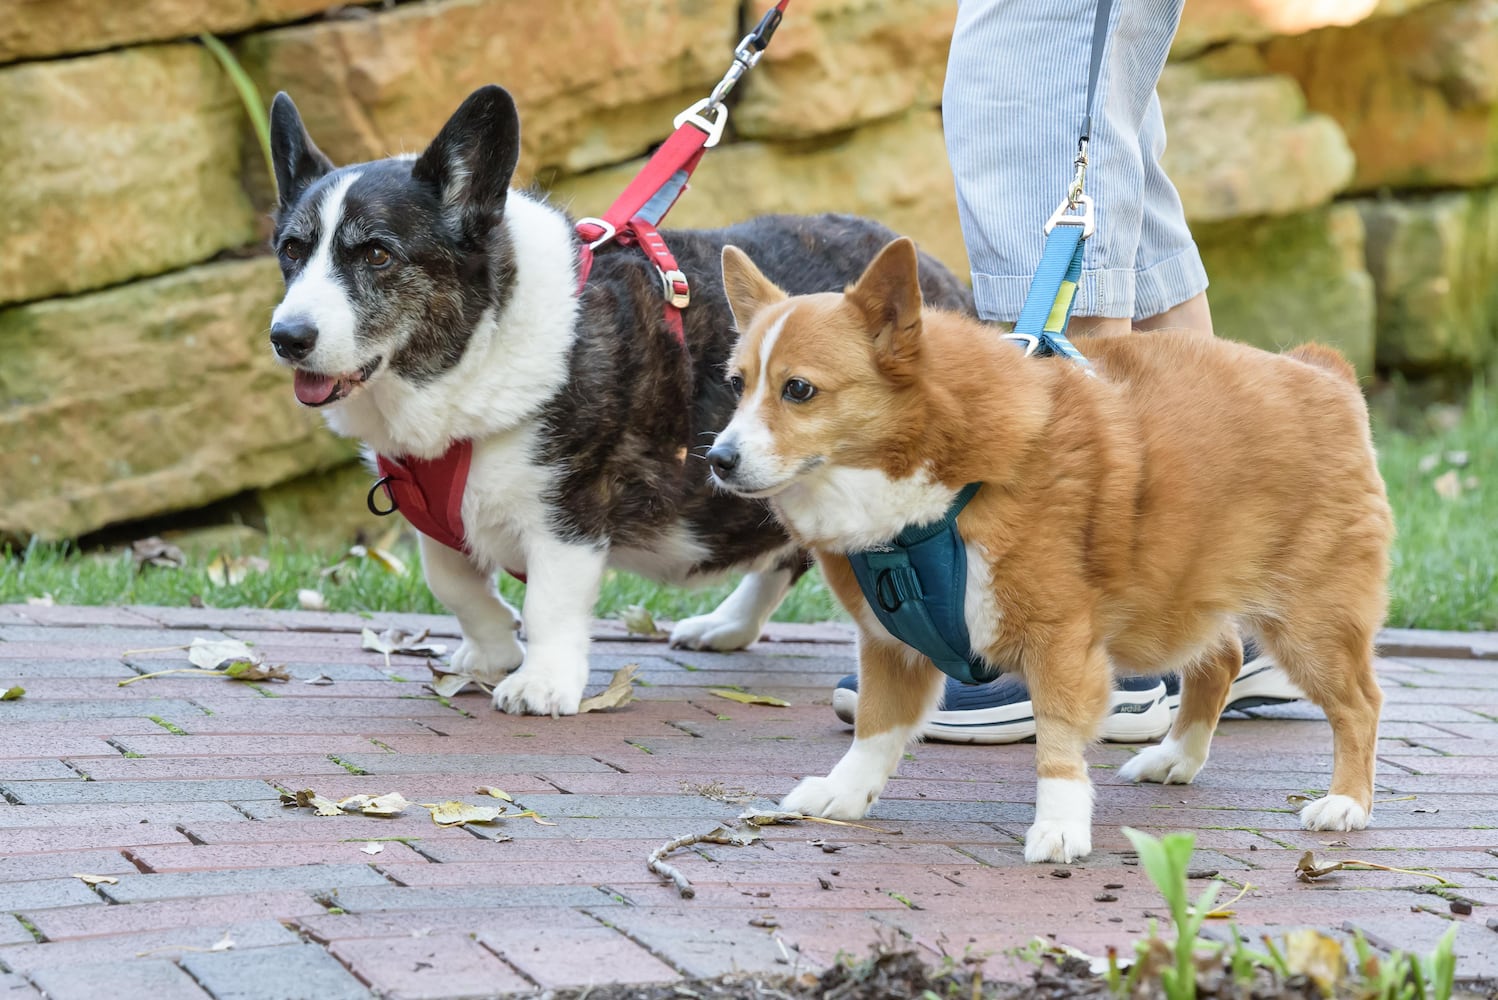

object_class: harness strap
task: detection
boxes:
[371,442,474,555]
[1010,222,1092,367]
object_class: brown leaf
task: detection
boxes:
[290,788,344,817]
[131,536,186,570]
[578,664,639,713]
[223,661,290,682]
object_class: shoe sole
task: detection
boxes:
[832,684,1171,744]
[1162,662,1306,715]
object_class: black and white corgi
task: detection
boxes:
[265,84,973,716]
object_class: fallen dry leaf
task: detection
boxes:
[423,801,505,827]
[25,594,54,606]
[1283,929,1345,993]
[578,664,639,713]
[363,627,447,670]
[708,688,790,707]
[510,809,557,826]
[205,554,269,587]
[297,589,328,611]
[428,668,485,698]
[73,873,119,886]
[131,536,186,570]
[1433,469,1463,500]
[360,842,385,856]
[303,673,335,686]
[210,931,235,952]
[186,637,257,670]
[1,686,24,701]
[620,604,667,638]
[476,786,514,802]
[224,661,290,682]
[1295,849,1454,886]
[358,792,410,817]
[282,789,344,817]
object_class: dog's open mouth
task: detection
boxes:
[292,358,381,407]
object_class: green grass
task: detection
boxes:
[1,379,1493,630]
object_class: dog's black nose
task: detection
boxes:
[270,318,319,362]
[706,443,739,480]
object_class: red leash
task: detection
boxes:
[371,2,790,557]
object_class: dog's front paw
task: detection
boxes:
[492,666,584,717]
[669,610,762,651]
[1300,794,1370,832]
[781,775,878,820]
[1024,820,1092,864]
[450,636,525,686]
[1119,742,1206,785]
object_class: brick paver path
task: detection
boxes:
[1,604,1496,998]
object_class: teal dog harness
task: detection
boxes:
[845,484,1002,685]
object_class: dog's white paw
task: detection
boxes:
[450,636,524,686]
[1119,743,1206,785]
[669,611,762,651]
[781,775,879,820]
[1300,794,1370,832]
[492,666,584,717]
[1024,820,1093,864]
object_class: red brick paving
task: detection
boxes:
[0,605,1496,997]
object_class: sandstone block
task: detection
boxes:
[0,0,348,64]
[1359,187,1498,373]
[550,109,969,278]
[257,461,395,553]
[0,259,353,541]
[1172,0,1441,57]
[0,44,257,307]
[235,0,738,180]
[733,0,956,139]
[1262,0,1498,191]
[1159,62,1355,222]
[1194,204,1376,374]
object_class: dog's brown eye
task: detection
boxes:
[281,239,307,261]
[782,378,816,403]
[728,373,745,398]
[365,246,392,268]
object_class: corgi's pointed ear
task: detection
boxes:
[721,245,787,330]
[847,238,924,378]
[269,92,334,215]
[412,85,521,232]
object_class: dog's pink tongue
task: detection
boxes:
[293,371,339,406]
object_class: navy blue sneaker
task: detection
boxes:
[830,672,1170,744]
[1162,638,1304,714]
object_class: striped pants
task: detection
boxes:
[942,0,1207,322]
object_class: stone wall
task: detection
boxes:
[1,0,1494,544]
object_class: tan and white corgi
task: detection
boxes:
[708,237,1392,864]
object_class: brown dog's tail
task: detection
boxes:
[1287,342,1358,385]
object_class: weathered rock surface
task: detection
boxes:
[257,461,394,553]
[1194,205,1376,374]
[1159,61,1355,222]
[733,0,955,139]
[1172,0,1440,56]
[0,43,258,307]
[1262,0,1498,191]
[0,0,350,64]
[1360,187,1498,373]
[235,0,738,179]
[0,259,353,541]
[550,109,969,278]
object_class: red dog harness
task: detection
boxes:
[366,4,788,561]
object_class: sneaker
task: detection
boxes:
[829,672,1171,744]
[1162,638,1305,715]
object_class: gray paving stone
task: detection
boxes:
[0,801,247,828]
[332,752,613,775]
[328,884,619,912]
[0,877,101,911]
[1,760,84,781]
[594,905,791,978]
[510,794,740,820]
[99,864,392,903]
[28,959,212,1000]
[180,943,374,1000]
[0,779,281,805]
[2,920,300,972]
[0,913,38,946]
[0,971,42,997]
[0,660,136,678]
[0,699,205,722]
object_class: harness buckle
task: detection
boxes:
[659,268,691,309]
[367,476,397,516]
[673,98,729,148]
[1000,332,1041,357]
[1044,192,1095,238]
[576,217,617,251]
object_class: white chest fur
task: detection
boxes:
[773,466,955,553]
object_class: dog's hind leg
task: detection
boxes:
[1025,634,1112,864]
[780,636,943,820]
[1257,617,1383,831]
[669,549,808,651]
[1119,629,1240,786]
[420,533,524,686]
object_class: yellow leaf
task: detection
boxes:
[476,786,514,802]
[359,792,410,817]
[1433,469,1463,500]
[367,547,408,576]
[511,809,557,826]
[1,686,23,701]
[423,801,505,827]
[73,874,119,886]
[1283,929,1346,992]
[293,788,344,817]
[708,688,790,707]
[620,605,664,637]
[578,664,639,713]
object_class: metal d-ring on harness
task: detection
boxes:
[847,0,1113,684]
[364,4,791,562]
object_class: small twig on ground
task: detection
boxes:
[647,824,762,898]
